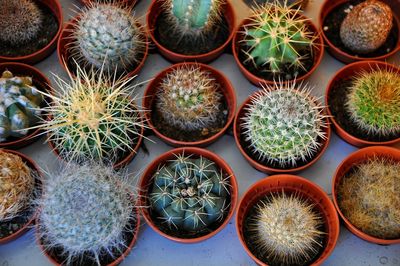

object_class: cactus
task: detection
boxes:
[340,0,393,54]
[0,0,43,45]
[241,81,328,168]
[150,153,231,232]
[156,65,222,131]
[0,70,44,142]
[247,0,309,9]
[346,68,400,137]
[0,151,35,221]
[37,163,136,265]
[241,1,317,74]
[249,192,325,265]
[337,157,400,239]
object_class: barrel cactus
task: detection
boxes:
[37,163,137,265]
[241,81,328,168]
[150,154,231,231]
[156,65,222,131]
[340,0,393,54]
[247,0,309,9]
[0,70,44,142]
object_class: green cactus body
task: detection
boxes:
[0,71,43,142]
[150,154,231,232]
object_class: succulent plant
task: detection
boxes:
[241,81,328,168]
[337,157,400,239]
[156,65,222,131]
[241,1,317,75]
[249,192,325,265]
[0,70,44,142]
[37,163,136,265]
[150,153,231,232]
[0,151,35,221]
[340,0,393,54]
[346,67,400,137]
[247,0,309,9]
[0,0,43,45]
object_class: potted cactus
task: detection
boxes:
[143,62,236,147]
[36,163,140,265]
[232,1,324,86]
[139,147,238,243]
[234,81,331,174]
[0,0,63,64]
[333,146,400,245]
[0,149,41,244]
[242,0,309,9]
[79,0,138,7]
[236,175,339,265]
[326,61,400,147]
[147,0,236,63]
[319,0,400,64]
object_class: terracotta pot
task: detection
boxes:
[139,147,238,243]
[236,174,340,266]
[79,0,138,7]
[0,0,63,65]
[57,15,148,79]
[332,146,400,245]
[0,63,52,149]
[234,92,331,174]
[0,149,42,244]
[146,0,236,63]
[326,61,400,147]
[143,62,237,147]
[319,0,400,64]
[232,14,324,87]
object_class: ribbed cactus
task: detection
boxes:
[340,0,393,54]
[156,65,222,131]
[247,0,309,9]
[37,164,136,265]
[0,0,43,45]
[0,70,44,142]
[241,81,328,168]
[150,154,231,231]
[242,1,317,74]
[346,68,400,137]
[0,151,34,221]
[250,193,324,265]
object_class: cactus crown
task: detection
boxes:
[38,164,136,265]
[156,65,222,131]
[0,0,43,45]
[346,67,400,137]
[249,192,325,265]
[241,81,328,168]
[150,153,231,232]
[241,1,317,75]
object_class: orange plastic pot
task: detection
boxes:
[332,146,400,245]
[236,174,340,266]
[326,61,400,147]
[0,0,63,65]
[319,0,400,64]
[0,63,52,149]
[79,0,138,7]
[143,62,237,147]
[139,147,238,243]
[146,0,236,63]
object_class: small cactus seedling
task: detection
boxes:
[346,67,400,138]
[241,81,328,168]
[37,164,137,265]
[150,153,231,232]
[340,0,393,54]
[0,151,35,221]
[0,70,44,142]
[156,65,222,131]
[0,0,43,45]
[249,192,325,265]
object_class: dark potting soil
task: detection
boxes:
[154,12,230,56]
[322,0,399,57]
[242,193,327,266]
[328,79,399,142]
[0,1,59,58]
